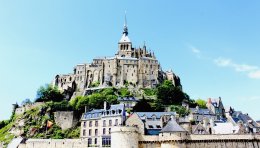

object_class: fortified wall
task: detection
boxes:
[17,133,260,148]
[54,111,78,130]
[14,102,44,115]
[112,127,260,148]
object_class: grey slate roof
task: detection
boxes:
[160,119,187,133]
[136,112,175,119]
[190,108,214,115]
[82,104,125,119]
[118,96,138,102]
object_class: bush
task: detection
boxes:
[46,101,72,112]
[196,99,207,109]
[143,88,156,96]
[35,84,64,102]
[90,81,100,88]
[170,105,189,117]
[133,97,153,112]
[118,88,131,97]
[63,127,80,138]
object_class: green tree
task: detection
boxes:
[100,88,117,96]
[88,93,106,109]
[170,105,189,117]
[35,84,64,102]
[21,98,32,106]
[156,80,188,105]
[118,88,131,97]
[133,97,153,112]
[75,96,89,112]
[70,96,82,110]
[196,99,207,109]
[106,95,118,105]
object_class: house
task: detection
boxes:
[126,112,176,135]
[206,97,225,120]
[117,96,138,110]
[189,106,216,123]
[230,111,260,133]
[80,102,126,147]
[212,122,239,134]
[192,122,209,135]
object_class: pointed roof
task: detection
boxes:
[119,12,131,43]
[160,118,187,133]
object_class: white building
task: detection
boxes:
[80,103,126,147]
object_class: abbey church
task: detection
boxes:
[53,18,181,93]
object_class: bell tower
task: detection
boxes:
[118,13,132,57]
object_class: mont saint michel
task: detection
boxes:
[1,1,260,148]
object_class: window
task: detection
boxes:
[109,120,112,126]
[83,122,86,128]
[83,129,86,136]
[103,120,106,127]
[88,138,92,147]
[89,121,92,127]
[89,129,92,136]
[95,129,98,136]
[148,125,153,128]
[103,128,106,135]
[94,138,97,144]
[109,128,111,134]
[115,119,118,126]
[95,121,98,127]
[156,125,161,128]
[152,116,156,121]
[102,137,111,147]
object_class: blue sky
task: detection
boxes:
[0,0,260,121]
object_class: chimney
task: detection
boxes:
[104,101,107,110]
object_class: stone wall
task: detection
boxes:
[18,128,260,148]
[15,102,44,115]
[18,139,88,148]
[54,111,78,130]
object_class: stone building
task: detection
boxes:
[188,106,216,123]
[52,17,181,96]
[117,96,137,110]
[80,103,126,147]
[126,112,176,135]
[206,97,225,119]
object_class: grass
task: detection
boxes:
[0,122,15,147]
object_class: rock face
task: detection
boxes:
[54,111,78,130]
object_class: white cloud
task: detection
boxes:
[214,58,232,67]
[248,70,260,79]
[191,46,200,54]
[214,57,260,79]
[233,64,258,72]
[188,44,260,80]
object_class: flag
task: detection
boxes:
[47,120,53,128]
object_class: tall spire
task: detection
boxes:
[119,11,131,43]
[123,11,128,36]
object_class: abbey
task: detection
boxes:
[53,18,181,93]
